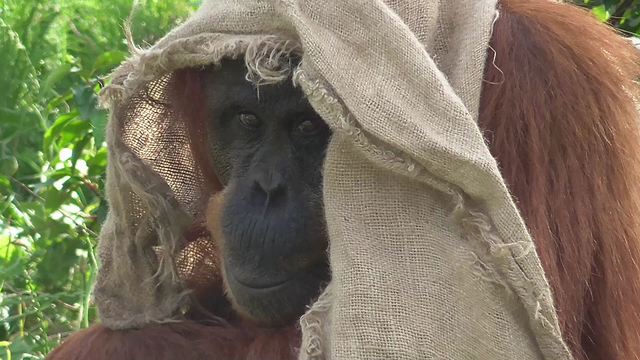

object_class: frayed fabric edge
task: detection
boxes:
[298,283,333,360]
[96,137,194,329]
[97,33,572,358]
[293,62,573,360]
[99,33,301,108]
[96,34,303,330]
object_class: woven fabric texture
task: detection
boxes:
[96,1,573,359]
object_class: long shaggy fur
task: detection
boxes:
[47,0,640,359]
[479,1,640,359]
[46,321,298,360]
[172,66,223,193]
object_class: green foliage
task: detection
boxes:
[0,1,197,358]
[0,0,637,359]
[577,0,640,34]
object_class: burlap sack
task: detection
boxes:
[96,1,574,359]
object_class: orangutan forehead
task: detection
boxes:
[203,59,308,108]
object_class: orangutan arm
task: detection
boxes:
[48,1,640,360]
[479,1,640,360]
[45,322,250,360]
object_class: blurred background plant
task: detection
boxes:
[0,0,198,358]
[0,0,637,359]
[578,0,640,34]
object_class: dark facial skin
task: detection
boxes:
[204,59,331,326]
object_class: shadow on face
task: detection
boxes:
[204,59,331,326]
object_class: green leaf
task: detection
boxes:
[72,85,100,121]
[41,187,68,211]
[43,112,79,154]
[87,148,108,177]
[58,119,92,149]
[0,18,39,121]
[0,157,19,177]
[91,112,108,147]
[40,63,74,95]
[591,4,610,21]
[71,134,92,169]
[91,50,128,75]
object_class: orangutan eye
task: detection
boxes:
[297,119,322,136]
[238,113,261,129]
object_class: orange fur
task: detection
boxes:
[171,67,223,193]
[48,0,640,358]
[205,191,227,249]
[480,1,640,359]
[203,190,259,322]
[46,321,298,360]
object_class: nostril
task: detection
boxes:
[249,177,287,212]
[254,172,286,197]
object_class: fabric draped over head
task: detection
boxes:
[97,0,574,359]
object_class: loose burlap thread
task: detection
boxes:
[96,1,574,359]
